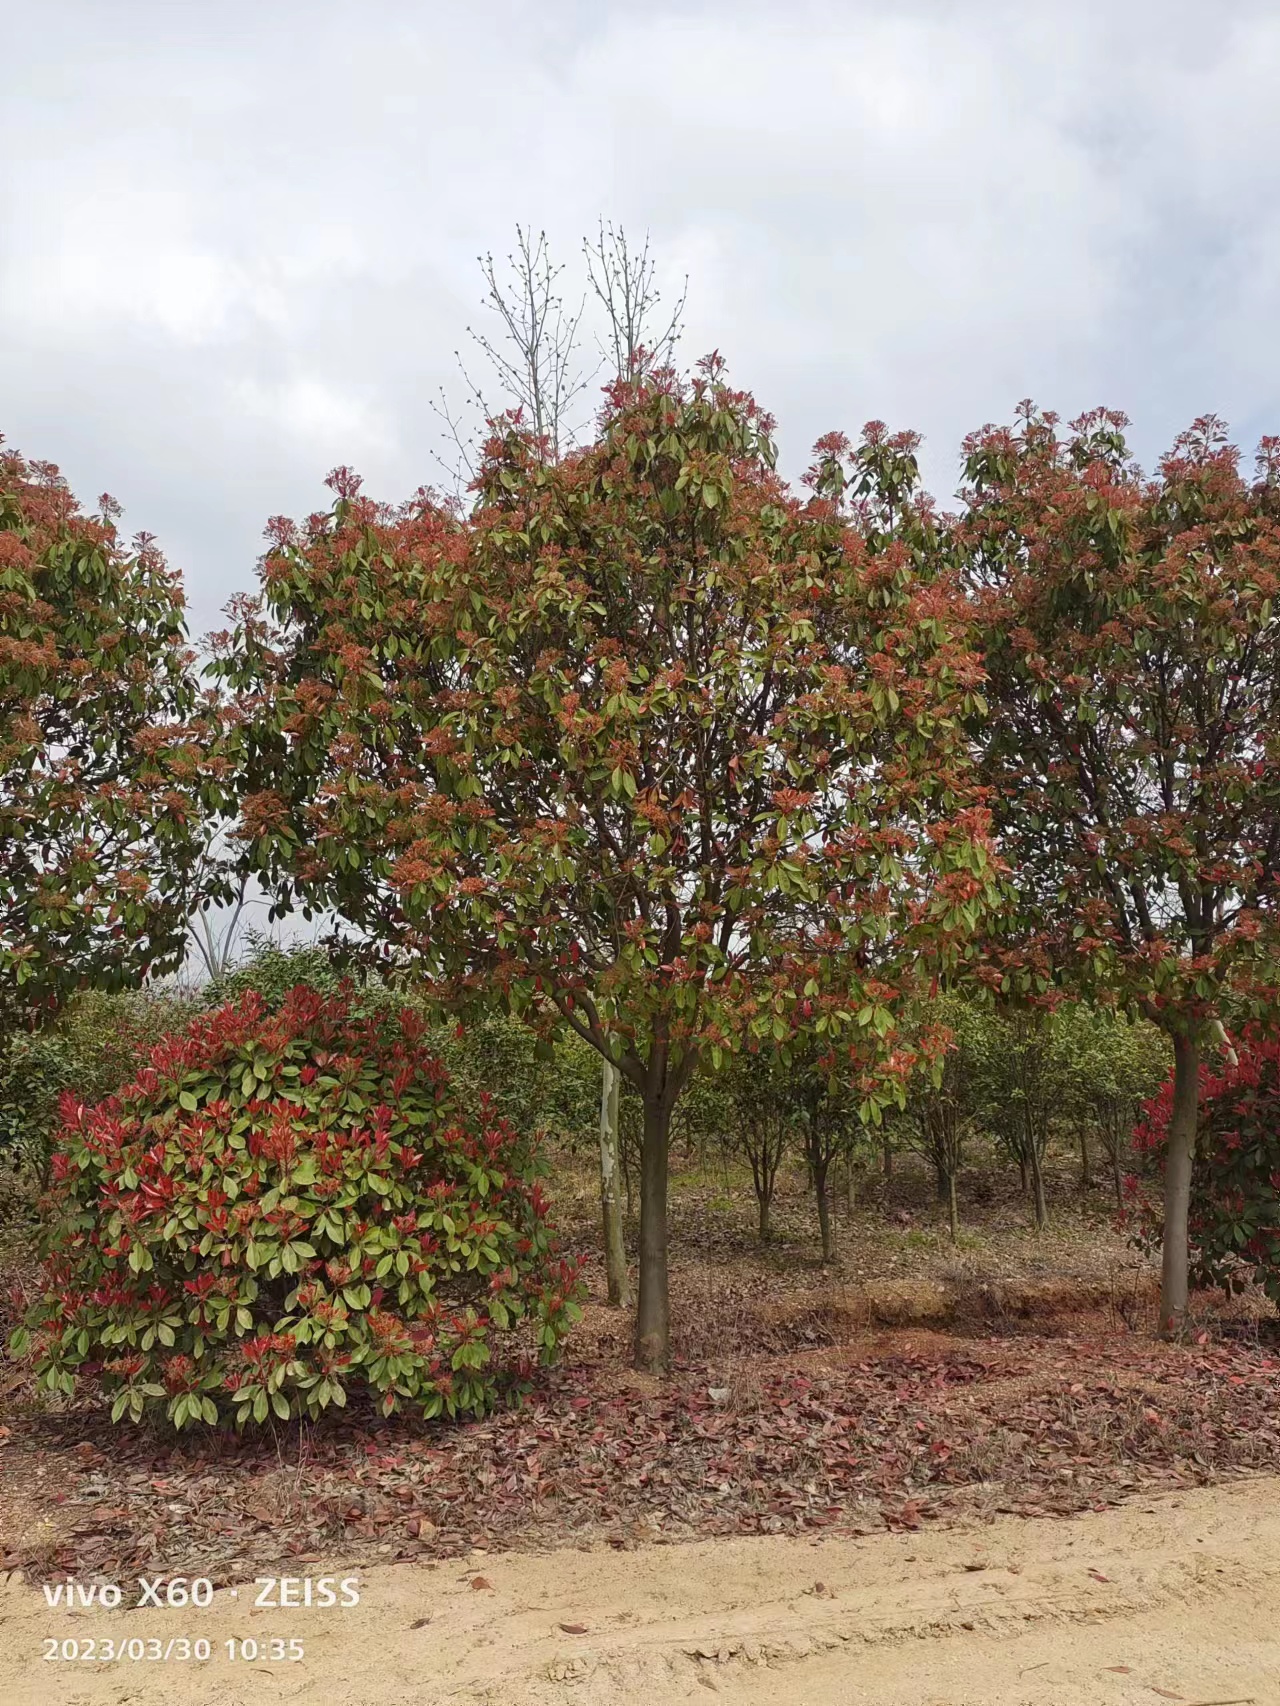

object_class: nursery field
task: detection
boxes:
[3,1147,1279,1704]
[9,15,1280,1701]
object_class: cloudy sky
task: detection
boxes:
[4,0,1279,638]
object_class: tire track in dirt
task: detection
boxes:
[2,1477,1278,1705]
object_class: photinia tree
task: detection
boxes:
[960,405,1280,1333]
[0,438,209,1033]
[215,361,997,1370]
[1131,1028,1280,1308]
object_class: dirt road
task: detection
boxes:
[2,1477,1277,1706]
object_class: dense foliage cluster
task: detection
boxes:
[717,996,1168,1247]
[0,987,202,1180]
[0,442,208,1031]
[13,986,580,1428]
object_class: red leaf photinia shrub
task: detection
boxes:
[1129,1030,1280,1305]
[10,985,582,1429]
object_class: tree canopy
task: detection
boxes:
[215,361,998,1367]
[960,405,1280,1329]
[0,440,207,1032]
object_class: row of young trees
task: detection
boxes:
[4,233,1280,1370]
[702,998,1167,1251]
[0,954,1164,1275]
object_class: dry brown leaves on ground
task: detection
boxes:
[2,1323,1278,1592]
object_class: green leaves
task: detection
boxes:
[200,368,1005,1366]
[14,987,583,1431]
[962,404,1280,1027]
[0,444,211,1030]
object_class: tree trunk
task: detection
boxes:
[1079,1125,1092,1191]
[882,1136,893,1181]
[1028,1138,1048,1229]
[947,1170,959,1242]
[1018,1154,1028,1195]
[934,1158,949,1204]
[845,1160,857,1216]
[598,1059,630,1308]
[757,1192,771,1243]
[815,1159,834,1263]
[633,1096,672,1372]
[1159,1032,1200,1339]
[1111,1139,1125,1213]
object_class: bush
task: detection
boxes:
[1131,1031,1280,1303]
[11,985,581,1428]
[0,988,203,1184]
[432,1014,599,1150]
[205,936,346,1010]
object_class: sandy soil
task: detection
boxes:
[2,1477,1277,1706]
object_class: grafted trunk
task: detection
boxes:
[633,1096,672,1372]
[1159,1032,1200,1339]
[598,1059,630,1309]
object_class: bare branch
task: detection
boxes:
[584,220,687,381]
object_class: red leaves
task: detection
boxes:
[20,988,582,1431]
[966,404,1280,1032]
[0,441,211,1027]
[6,1326,1280,1589]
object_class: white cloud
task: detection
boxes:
[229,376,394,459]
[1,0,1277,624]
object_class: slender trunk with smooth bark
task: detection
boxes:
[599,1059,631,1309]
[935,1158,949,1204]
[947,1170,959,1242]
[815,1159,834,1263]
[1028,1135,1048,1229]
[633,1097,671,1372]
[1079,1125,1092,1191]
[1159,1032,1200,1339]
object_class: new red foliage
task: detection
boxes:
[11,986,581,1428]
